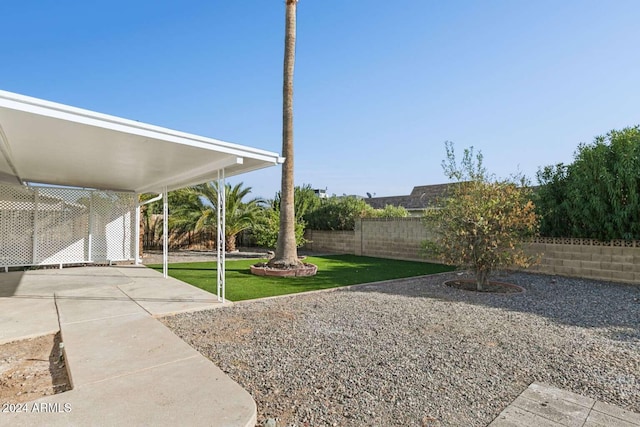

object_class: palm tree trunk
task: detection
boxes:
[225,234,237,252]
[270,0,301,268]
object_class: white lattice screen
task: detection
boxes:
[0,184,135,267]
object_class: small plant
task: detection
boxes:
[423,142,539,290]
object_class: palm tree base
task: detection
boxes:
[250,262,317,277]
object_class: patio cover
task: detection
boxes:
[0,90,283,192]
[0,89,283,301]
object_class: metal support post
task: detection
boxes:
[163,186,168,278]
[134,195,140,265]
[217,170,226,302]
[32,188,39,264]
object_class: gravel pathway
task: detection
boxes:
[161,272,640,427]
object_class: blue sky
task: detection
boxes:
[2,1,639,199]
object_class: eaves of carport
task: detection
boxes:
[0,90,283,193]
[0,89,283,298]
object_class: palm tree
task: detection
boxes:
[166,188,204,233]
[269,0,301,268]
[192,181,264,252]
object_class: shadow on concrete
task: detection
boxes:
[0,271,25,297]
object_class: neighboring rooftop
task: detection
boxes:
[365,183,455,211]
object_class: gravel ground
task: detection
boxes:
[162,271,640,427]
[141,248,270,265]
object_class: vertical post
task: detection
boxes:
[221,169,226,302]
[134,194,140,265]
[216,170,226,302]
[32,188,39,264]
[163,186,168,278]
[88,192,94,262]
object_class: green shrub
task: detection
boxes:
[304,196,372,230]
[423,142,539,290]
[252,207,306,249]
[368,204,409,218]
[536,126,640,240]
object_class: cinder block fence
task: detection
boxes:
[303,219,640,284]
[526,238,640,284]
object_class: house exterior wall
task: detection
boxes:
[303,219,640,284]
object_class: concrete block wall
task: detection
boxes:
[304,230,355,254]
[525,238,640,284]
[304,220,640,285]
[358,218,434,262]
[303,218,437,262]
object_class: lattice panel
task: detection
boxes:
[90,191,135,262]
[0,184,35,266]
[35,187,90,265]
[532,237,640,247]
[0,184,135,267]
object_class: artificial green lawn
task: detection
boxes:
[148,254,454,301]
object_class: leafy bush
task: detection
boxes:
[305,196,410,231]
[252,206,306,249]
[423,142,539,290]
[536,126,640,240]
[304,196,371,230]
[273,184,322,221]
[368,204,409,218]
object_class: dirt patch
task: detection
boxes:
[0,333,71,404]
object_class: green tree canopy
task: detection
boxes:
[305,196,409,231]
[191,181,264,251]
[536,126,640,240]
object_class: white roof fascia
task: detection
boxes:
[0,90,282,164]
[0,90,284,192]
[0,91,277,160]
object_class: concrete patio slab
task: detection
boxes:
[4,355,256,427]
[593,401,640,425]
[0,268,132,297]
[115,267,225,317]
[0,265,256,426]
[489,382,640,427]
[490,405,564,427]
[0,297,59,344]
[55,286,142,325]
[60,311,198,386]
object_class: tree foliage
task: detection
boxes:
[304,196,409,231]
[368,204,410,218]
[273,184,321,221]
[423,142,539,290]
[190,181,264,251]
[139,189,203,247]
[535,126,640,240]
[252,205,306,249]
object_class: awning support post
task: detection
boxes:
[217,170,226,302]
[134,194,140,265]
[32,188,39,264]
[162,186,168,278]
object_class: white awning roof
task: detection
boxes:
[0,90,283,193]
